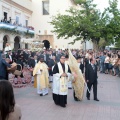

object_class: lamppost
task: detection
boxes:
[81,39,86,51]
[84,41,86,51]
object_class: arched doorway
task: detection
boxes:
[43,40,50,49]
[14,36,21,50]
[3,35,9,49]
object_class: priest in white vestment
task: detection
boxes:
[52,55,72,107]
[33,57,49,96]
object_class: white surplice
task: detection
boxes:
[53,62,71,95]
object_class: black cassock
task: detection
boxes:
[48,59,56,76]
[52,62,71,107]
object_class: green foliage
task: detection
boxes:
[50,0,120,49]
[101,0,120,48]
[73,0,86,4]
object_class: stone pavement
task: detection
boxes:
[14,73,120,120]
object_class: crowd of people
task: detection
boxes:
[0,48,120,86]
[0,48,120,119]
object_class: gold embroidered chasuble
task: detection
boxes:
[33,61,49,89]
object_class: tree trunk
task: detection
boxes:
[93,41,99,51]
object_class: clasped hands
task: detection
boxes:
[40,69,43,72]
[61,73,68,77]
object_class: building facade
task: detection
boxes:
[0,0,34,51]
[0,0,93,51]
[32,0,93,50]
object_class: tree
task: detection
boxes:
[50,0,120,50]
[50,0,103,49]
[101,0,120,48]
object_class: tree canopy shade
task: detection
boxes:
[50,0,120,49]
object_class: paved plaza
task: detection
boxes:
[14,73,120,120]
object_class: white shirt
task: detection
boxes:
[9,55,12,61]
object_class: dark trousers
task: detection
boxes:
[73,90,78,100]
[0,76,8,80]
[86,82,97,99]
[53,93,67,107]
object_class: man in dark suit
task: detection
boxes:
[77,56,84,74]
[0,52,12,80]
[45,51,50,65]
[6,51,13,64]
[85,58,99,101]
[28,55,38,83]
[48,55,56,82]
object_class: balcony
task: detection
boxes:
[0,22,35,36]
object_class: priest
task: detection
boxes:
[52,55,72,107]
[33,57,49,96]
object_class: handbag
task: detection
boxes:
[13,64,22,76]
[7,62,17,73]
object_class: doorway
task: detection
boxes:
[14,36,20,50]
[43,40,50,49]
[3,35,9,49]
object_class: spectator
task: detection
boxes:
[0,52,12,80]
[0,80,22,120]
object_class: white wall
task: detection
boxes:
[12,0,32,11]
[0,2,2,20]
[32,0,74,34]
[83,40,93,50]
[32,0,84,49]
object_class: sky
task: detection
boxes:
[93,0,120,12]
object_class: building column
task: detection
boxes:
[0,33,4,50]
[9,35,15,50]
[20,42,25,49]
[0,41,3,50]
[28,43,31,50]
[10,41,14,50]
[21,38,25,49]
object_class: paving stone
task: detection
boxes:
[13,73,120,120]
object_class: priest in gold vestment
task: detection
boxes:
[33,57,49,96]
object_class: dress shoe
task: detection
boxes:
[94,98,99,101]
[45,93,48,95]
[87,97,90,100]
[61,105,66,108]
[74,98,80,101]
[40,94,43,96]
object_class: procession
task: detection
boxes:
[1,42,120,119]
[1,44,120,96]
[1,0,120,120]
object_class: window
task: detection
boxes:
[25,43,28,49]
[42,1,49,15]
[25,20,28,27]
[16,16,19,24]
[4,12,7,20]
